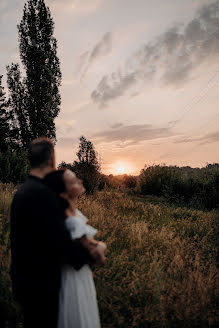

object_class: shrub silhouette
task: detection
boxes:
[137,164,219,209]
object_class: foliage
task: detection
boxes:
[6,64,30,148]
[0,76,10,153]
[6,0,61,146]
[0,148,29,184]
[0,73,29,183]
[137,164,219,210]
[18,0,61,141]
[104,174,137,190]
[58,136,101,194]
[137,165,181,197]
[0,187,218,327]
[104,174,122,189]
[97,173,108,191]
[57,161,74,171]
[0,0,61,184]
[123,175,137,189]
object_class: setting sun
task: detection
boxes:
[108,161,136,175]
[117,166,126,174]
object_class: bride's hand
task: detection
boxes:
[90,241,107,265]
[97,241,107,253]
[89,238,99,246]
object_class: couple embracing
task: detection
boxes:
[10,137,107,328]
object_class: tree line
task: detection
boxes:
[103,164,219,210]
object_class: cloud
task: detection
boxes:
[110,123,123,129]
[92,123,177,148]
[55,119,76,138]
[91,0,219,107]
[174,131,219,145]
[77,32,112,79]
[57,137,78,148]
[0,1,21,25]
[0,0,7,11]
[74,51,90,75]
[47,0,102,15]
[90,32,112,63]
[91,72,136,107]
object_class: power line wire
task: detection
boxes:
[168,70,219,129]
[152,72,219,163]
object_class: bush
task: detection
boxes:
[0,147,28,184]
[137,164,219,210]
[137,165,181,197]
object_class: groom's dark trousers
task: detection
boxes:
[10,175,93,328]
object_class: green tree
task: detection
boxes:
[6,64,30,148]
[0,75,9,152]
[0,147,28,184]
[123,175,137,189]
[58,161,74,171]
[0,75,29,183]
[7,0,62,145]
[137,165,181,197]
[1,0,61,183]
[73,136,100,194]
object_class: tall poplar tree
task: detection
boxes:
[7,0,62,145]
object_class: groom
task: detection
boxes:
[10,137,106,328]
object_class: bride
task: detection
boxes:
[44,168,107,328]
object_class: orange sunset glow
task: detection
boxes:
[117,166,126,174]
[108,162,136,175]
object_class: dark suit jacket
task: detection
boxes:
[10,174,93,303]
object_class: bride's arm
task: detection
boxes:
[64,210,107,265]
[78,235,107,265]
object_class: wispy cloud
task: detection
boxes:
[110,123,123,129]
[91,0,219,107]
[175,131,219,145]
[47,0,103,15]
[90,32,112,63]
[57,137,78,148]
[0,1,21,24]
[0,0,7,11]
[91,72,137,106]
[77,32,112,79]
[55,119,76,138]
[92,123,178,148]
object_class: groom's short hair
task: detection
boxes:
[28,137,54,169]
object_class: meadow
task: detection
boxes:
[0,184,218,327]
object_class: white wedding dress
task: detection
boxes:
[58,209,101,328]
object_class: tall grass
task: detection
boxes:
[0,187,218,327]
[79,191,218,327]
[0,184,22,327]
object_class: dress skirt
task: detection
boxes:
[58,264,101,328]
[58,210,101,328]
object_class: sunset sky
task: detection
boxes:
[0,0,219,175]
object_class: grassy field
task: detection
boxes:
[0,185,218,327]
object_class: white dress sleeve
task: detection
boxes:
[65,211,97,240]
